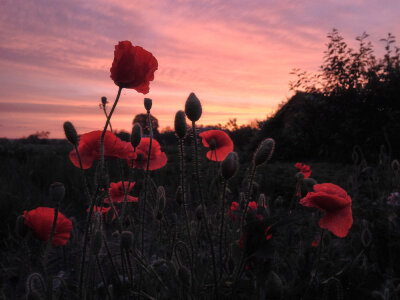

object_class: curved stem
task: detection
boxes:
[219,180,227,279]
[102,106,113,132]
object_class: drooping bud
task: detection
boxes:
[295,171,305,181]
[174,110,187,139]
[91,230,103,256]
[101,96,107,106]
[15,215,28,238]
[131,123,142,149]
[49,182,65,203]
[184,92,202,122]
[63,121,78,146]
[253,138,275,167]
[120,231,134,250]
[144,98,152,111]
[221,152,239,180]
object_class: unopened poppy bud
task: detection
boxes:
[296,172,305,181]
[63,121,78,145]
[144,98,152,111]
[263,271,283,298]
[303,178,317,192]
[101,96,107,106]
[120,231,134,250]
[275,196,284,207]
[221,152,239,180]
[91,230,103,256]
[185,92,202,122]
[49,182,65,203]
[26,273,45,297]
[175,186,183,206]
[253,138,275,166]
[178,265,191,287]
[131,123,142,148]
[15,215,28,238]
[174,110,187,139]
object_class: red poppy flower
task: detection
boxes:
[294,162,312,178]
[312,239,320,248]
[23,207,73,247]
[104,181,138,204]
[300,183,353,238]
[110,41,158,94]
[199,130,234,162]
[127,137,167,170]
[69,130,136,169]
[248,201,257,211]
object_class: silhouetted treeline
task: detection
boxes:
[256,29,400,162]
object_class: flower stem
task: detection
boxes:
[191,121,218,295]
[219,180,227,279]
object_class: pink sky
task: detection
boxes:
[1,0,399,138]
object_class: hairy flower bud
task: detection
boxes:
[120,231,134,250]
[15,215,28,238]
[101,96,107,106]
[131,123,142,148]
[303,178,317,192]
[263,271,283,298]
[63,121,78,145]
[221,152,239,180]
[295,171,305,181]
[49,182,65,203]
[253,138,275,167]
[144,97,152,111]
[174,110,187,139]
[185,92,202,122]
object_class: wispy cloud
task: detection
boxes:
[0,0,399,137]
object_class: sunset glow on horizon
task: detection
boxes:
[1,0,399,138]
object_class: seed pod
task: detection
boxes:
[101,96,107,106]
[15,215,28,238]
[184,92,202,122]
[63,121,78,146]
[49,182,65,203]
[91,230,103,256]
[221,152,239,180]
[174,110,187,139]
[144,98,152,111]
[253,138,275,167]
[120,231,134,250]
[131,123,142,149]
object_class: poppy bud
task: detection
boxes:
[185,92,202,122]
[174,110,187,139]
[26,273,45,297]
[101,96,107,106]
[63,121,78,146]
[392,159,400,172]
[178,265,191,287]
[175,186,183,206]
[49,182,65,203]
[120,231,134,250]
[144,98,152,111]
[15,215,28,238]
[91,230,103,256]
[258,193,266,208]
[112,231,120,239]
[131,123,142,148]
[221,152,239,180]
[253,138,275,167]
